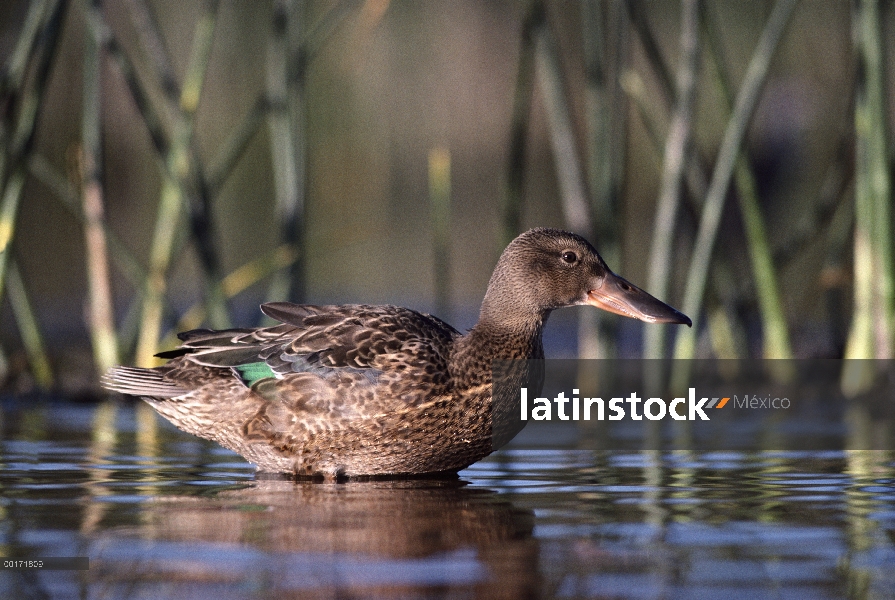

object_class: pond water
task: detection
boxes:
[1,398,893,599]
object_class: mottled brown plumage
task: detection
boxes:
[102,228,690,478]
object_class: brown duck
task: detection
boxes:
[103,228,690,478]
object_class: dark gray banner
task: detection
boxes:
[492,359,895,451]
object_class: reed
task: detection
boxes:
[135,1,220,366]
[623,7,742,359]
[842,0,892,395]
[644,0,699,360]
[700,2,793,361]
[0,1,887,388]
[123,0,180,98]
[265,0,306,308]
[6,260,52,388]
[429,147,452,320]
[673,0,798,365]
[0,0,67,306]
[845,0,893,361]
[159,244,298,350]
[0,0,67,383]
[80,0,119,374]
[579,0,625,359]
[503,0,541,251]
[535,18,591,236]
[127,0,230,332]
[582,0,625,265]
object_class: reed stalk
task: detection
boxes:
[0,170,24,303]
[29,154,145,286]
[700,2,793,361]
[582,0,625,256]
[265,0,306,307]
[0,0,68,305]
[579,0,625,359]
[644,0,699,360]
[673,0,798,365]
[181,3,229,331]
[81,0,119,374]
[845,0,893,361]
[503,0,541,250]
[842,0,892,395]
[0,0,51,99]
[263,0,358,311]
[159,244,298,349]
[534,21,591,235]
[123,0,180,98]
[124,0,230,330]
[32,148,150,362]
[6,260,52,388]
[135,2,219,366]
[207,95,269,197]
[429,147,451,319]
[623,9,745,360]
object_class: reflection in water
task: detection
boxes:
[0,401,893,599]
[474,449,895,598]
[91,478,539,598]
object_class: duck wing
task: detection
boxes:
[152,302,459,417]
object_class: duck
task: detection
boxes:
[102,228,690,479]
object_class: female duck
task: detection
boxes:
[103,228,690,478]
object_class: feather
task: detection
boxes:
[101,366,188,398]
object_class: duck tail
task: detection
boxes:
[101,366,188,398]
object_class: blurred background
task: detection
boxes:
[0,0,891,395]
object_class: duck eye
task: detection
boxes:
[561,251,578,264]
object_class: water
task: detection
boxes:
[1,399,893,599]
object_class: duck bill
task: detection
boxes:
[586,272,692,326]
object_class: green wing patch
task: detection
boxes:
[232,361,277,387]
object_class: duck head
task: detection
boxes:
[479,228,691,328]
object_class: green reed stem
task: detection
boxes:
[159,244,298,350]
[503,0,541,251]
[265,0,306,306]
[1,0,51,98]
[80,0,119,374]
[845,0,893,361]
[123,0,180,98]
[582,0,623,258]
[208,95,268,197]
[701,2,793,361]
[673,0,798,365]
[135,2,219,366]
[7,260,52,388]
[579,0,625,359]
[535,21,591,235]
[0,0,67,305]
[124,0,232,332]
[0,170,24,302]
[644,0,699,360]
[28,154,146,290]
[429,147,452,320]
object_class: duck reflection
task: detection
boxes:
[91,477,539,599]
